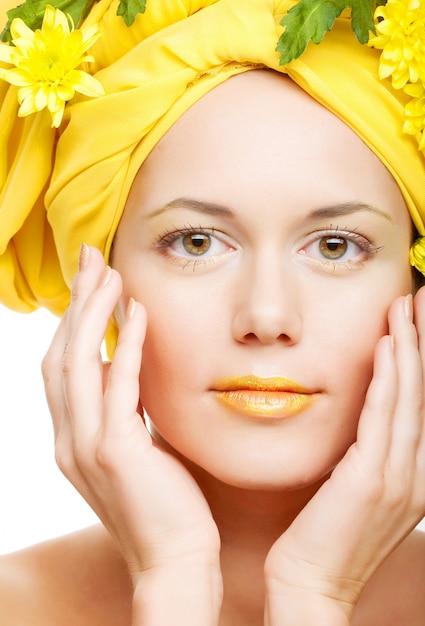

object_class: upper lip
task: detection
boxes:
[212,375,316,394]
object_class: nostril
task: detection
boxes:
[238,331,293,346]
[232,295,302,346]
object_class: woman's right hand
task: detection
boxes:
[42,245,222,623]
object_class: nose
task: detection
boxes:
[231,253,302,346]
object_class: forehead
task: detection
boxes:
[146,70,377,165]
[126,70,410,229]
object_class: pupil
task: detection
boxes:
[182,233,212,256]
[327,240,340,251]
[192,236,204,247]
[319,236,347,259]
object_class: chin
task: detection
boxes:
[183,446,341,495]
[147,412,354,493]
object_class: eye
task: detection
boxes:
[300,229,379,266]
[318,235,349,260]
[156,226,234,261]
[181,233,212,256]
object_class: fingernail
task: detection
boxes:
[78,243,89,272]
[101,266,112,286]
[126,297,136,319]
[404,294,413,322]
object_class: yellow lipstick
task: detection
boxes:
[212,375,317,419]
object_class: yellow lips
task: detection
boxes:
[213,375,317,419]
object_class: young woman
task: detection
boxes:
[0,1,424,624]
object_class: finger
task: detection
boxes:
[412,287,425,501]
[63,244,108,421]
[42,311,90,491]
[42,246,107,444]
[103,299,147,437]
[388,295,423,471]
[41,310,69,440]
[65,245,107,347]
[413,285,425,410]
[355,333,397,466]
[62,263,122,443]
[54,407,89,490]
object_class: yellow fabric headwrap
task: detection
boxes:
[0,0,424,317]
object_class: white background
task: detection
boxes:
[0,305,98,554]
[0,305,424,554]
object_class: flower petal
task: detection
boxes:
[0,43,14,64]
[69,70,105,97]
[10,18,35,41]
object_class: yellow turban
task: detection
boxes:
[0,0,424,316]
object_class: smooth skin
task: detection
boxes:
[0,71,425,625]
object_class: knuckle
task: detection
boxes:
[41,350,58,382]
[375,470,415,513]
[360,472,386,506]
[412,492,425,518]
[61,348,74,374]
[410,388,424,415]
[55,441,76,478]
[383,486,408,513]
[93,436,119,473]
[93,445,114,472]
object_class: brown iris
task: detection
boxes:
[182,233,212,255]
[319,236,348,260]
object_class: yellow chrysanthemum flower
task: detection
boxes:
[368,0,425,90]
[403,81,425,152]
[0,5,104,127]
[410,236,425,276]
[368,0,425,155]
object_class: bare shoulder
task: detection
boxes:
[0,525,133,626]
[353,529,425,626]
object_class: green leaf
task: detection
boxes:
[2,0,49,41]
[276,0,382,65]
[1,0,96,42]
[351,0,376,43]
[276,0,349,64]
[116,0,146,27]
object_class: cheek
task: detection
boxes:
[137,289,222,401]
[316,289,394,419]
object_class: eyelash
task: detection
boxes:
[300,227,382,270]
[154,225,232,269]
[154,224,382,271]
[156,224,214,246]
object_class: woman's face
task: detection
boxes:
[112,71,413,490]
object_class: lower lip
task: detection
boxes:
[214,390,316,419]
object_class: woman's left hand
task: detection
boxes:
[264,289,425,625]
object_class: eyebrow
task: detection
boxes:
[148,198,393,223]
[147,198,235,218]
[307,202,394,223]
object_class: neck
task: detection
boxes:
[151,425,327,625]
[188,464,327,626]
[197,467,321,536]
